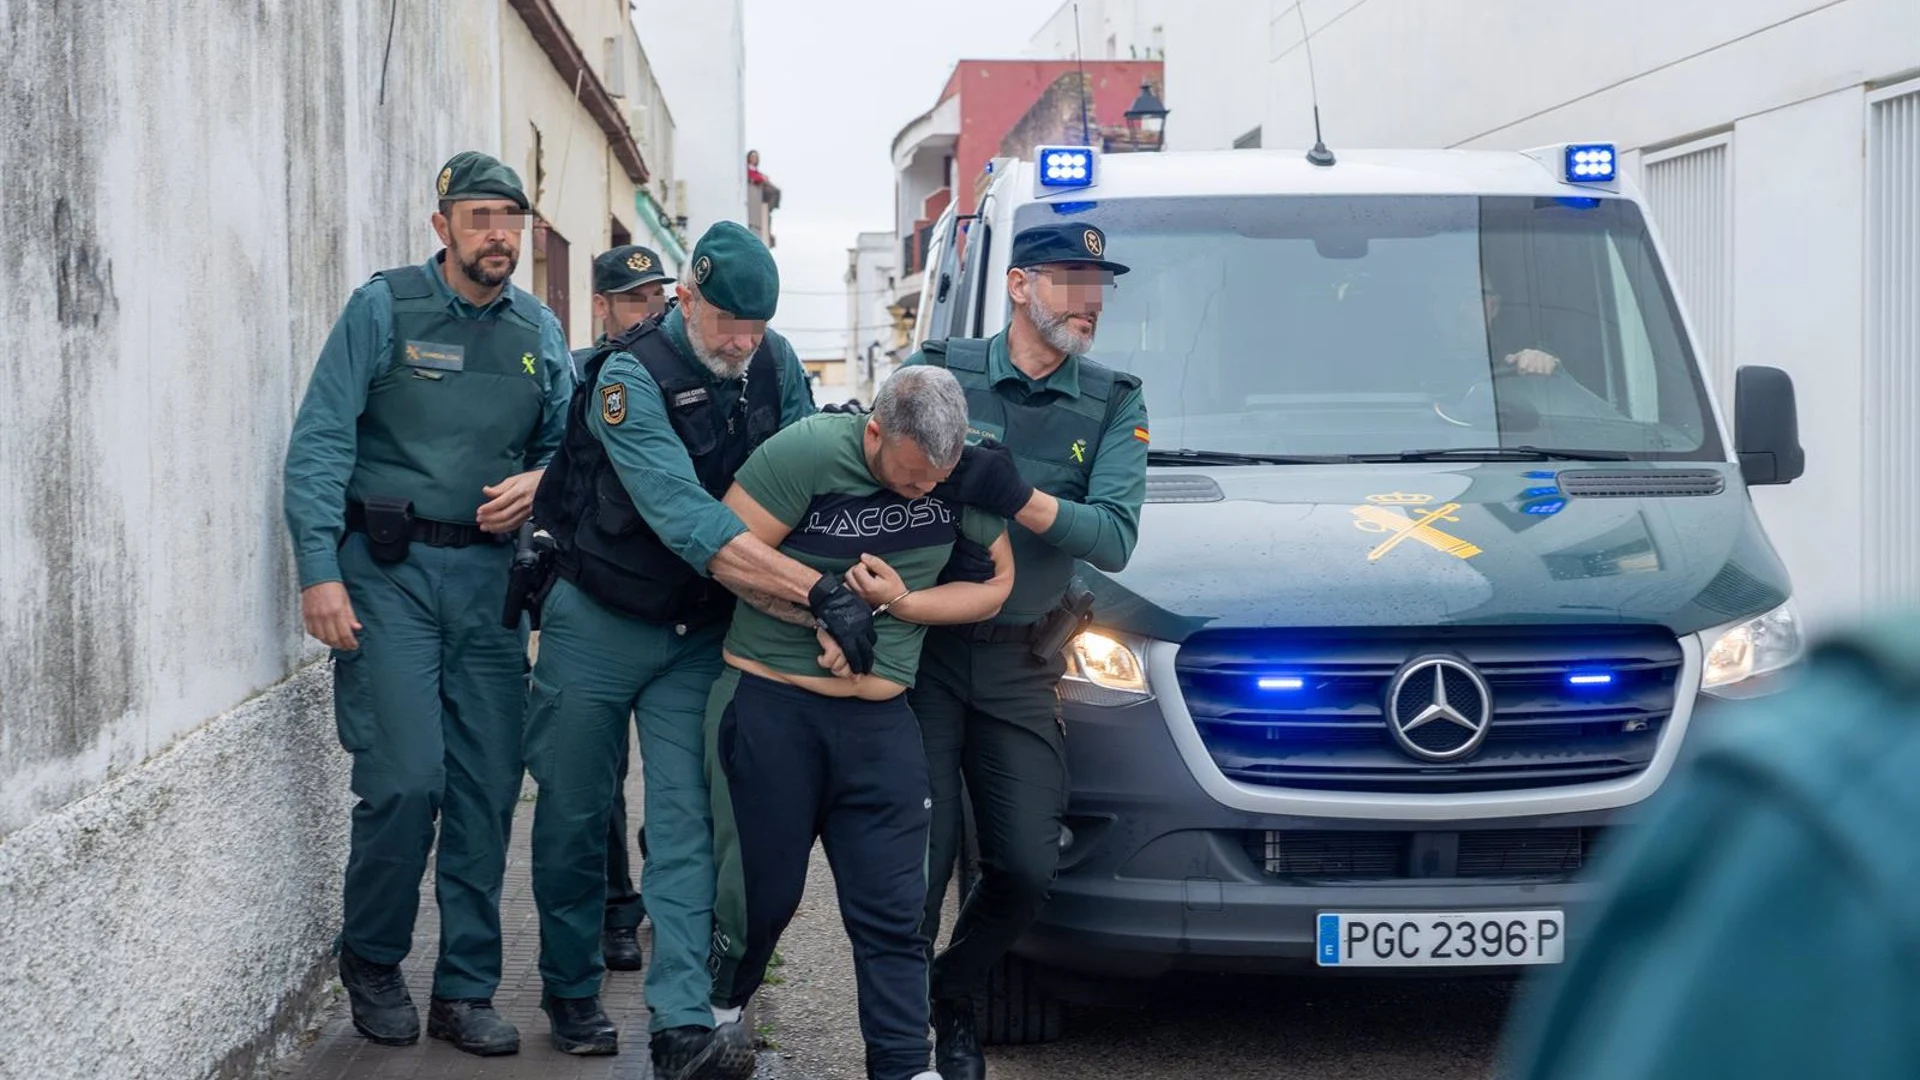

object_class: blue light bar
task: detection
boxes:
[1564,143,1617,183]
[1257,676,1305,691]
[1568,672,1614,686]
[1037,146,1097,190]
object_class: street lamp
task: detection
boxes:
[1124,81,1169,152]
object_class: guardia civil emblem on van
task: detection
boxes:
[1350,492,1482,562]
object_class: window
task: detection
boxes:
[1013,195,1720,461]
[1865,80,1920,603]
[1642,135,1733,401]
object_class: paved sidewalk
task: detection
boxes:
[273,768,693,1080]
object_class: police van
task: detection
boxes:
[912,141,1808,1041]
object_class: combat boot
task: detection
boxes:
[428,997,520,1056]
[338,945,419,1046]
[651,1021,757,1080]
[542,993,618,1055]
[603,925,644,971]
[931,997,986,1080]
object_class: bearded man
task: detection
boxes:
[281,151,573,1057]
[520,221,839,1080]
[897,223,1150,1080]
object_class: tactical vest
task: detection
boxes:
[921,337,1139,622]
[534,317,783,625]
[345,263,546,523]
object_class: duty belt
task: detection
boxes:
[345,502,506,549]
[963,621,1040,645]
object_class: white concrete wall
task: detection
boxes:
[636,0,748,242]
[0,1,502,1076]
[1030,0,1170,60]
[846,231,899,400]
[1160,0,1920,633]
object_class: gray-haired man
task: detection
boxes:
[702,367,1015,1080]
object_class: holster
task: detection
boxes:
[501,525,556,630]
[362,496,414,564]
[1030,579,1097,662]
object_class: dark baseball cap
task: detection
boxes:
[1007,223,1129,275]
[592,245,674,294]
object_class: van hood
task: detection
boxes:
[1083,462,1792,642]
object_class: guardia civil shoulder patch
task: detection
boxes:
[600,383,628,426]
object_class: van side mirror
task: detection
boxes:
[1734,366,1805,486]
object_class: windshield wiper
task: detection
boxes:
[1149,448,1355,466]
[1364,445,1633,463]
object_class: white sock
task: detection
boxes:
[713,1005,744,1026]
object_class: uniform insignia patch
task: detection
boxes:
[600,383,627,426]
[1069,438,1088,463]
[1084,229,1103,258]
[1132,425,1149,443]
[521,352,537,376]
[437,167,452,196]
[627,252,653,272]
[693,254,713,284]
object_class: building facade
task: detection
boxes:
[1152,0,1920,634]
[888,58,1164,344]
[1028,0,1170,62]
[634,0,748,246]
[844,230,902,403]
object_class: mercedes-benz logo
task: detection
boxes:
[1385,656,1493,762]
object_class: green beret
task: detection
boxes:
[688,221,779,321]
[436,150,529,211]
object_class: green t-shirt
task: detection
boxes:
[725,413,1005,688]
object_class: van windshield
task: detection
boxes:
[1010,195,1722,462]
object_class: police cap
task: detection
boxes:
[435,151,530,211]
[593,245,675,295]
[686,222,780,320]
[1008,223,1129,276]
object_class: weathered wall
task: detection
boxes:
[0,0,501,1075]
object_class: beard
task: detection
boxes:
[1027,291,1096,355]
[454,238,518,287]
[688,325,752,380]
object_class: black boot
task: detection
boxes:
[542,993,618,1055]
[651,1021,757,1080]
[932,997,986,1080]
[428,997,520,1056]
[338,946,418,1046]
[603,925,644,971]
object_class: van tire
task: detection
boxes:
[958,794,1067,1046]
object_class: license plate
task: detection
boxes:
[1316,910,1565,967]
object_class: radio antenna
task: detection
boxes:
[1073,3,1092,145]
[1295,2,1335,166]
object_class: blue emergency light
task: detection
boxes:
[1257,676,1306,692]
[1564,143,1617,183]
[1037,146,1097,190]
[1568,672,1614,687]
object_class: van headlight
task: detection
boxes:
[1062,629,1153,704]
[1699,601,1805,699]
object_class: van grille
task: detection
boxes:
[1243,827,1610,881]
[1175,627,1682,794]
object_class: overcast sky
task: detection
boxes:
[742,0,1063,357]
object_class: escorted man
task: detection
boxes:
[573,243,677,973]
[1500,618,1920,1079]
[524,222,863,1078]
[906,223,1150,1080]
[282,151,573,1057]
[705,366,1014,1080]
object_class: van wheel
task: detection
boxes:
[958,796,1066,1046]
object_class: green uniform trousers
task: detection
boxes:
[604,744,647,932]
[524,577,724,1031]
[330,531,529,1001]
[910,629,1069,1001]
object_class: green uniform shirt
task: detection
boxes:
[904,329,1148,623]
[284,252,574,588]
[1500,620,1920,1079]
[725,413,1006,687]
[585,306,816,576]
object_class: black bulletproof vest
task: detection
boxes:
[533,316,783,625]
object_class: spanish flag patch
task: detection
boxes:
[1133,426,1150,443]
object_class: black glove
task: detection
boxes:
[932,439,1035,519]
[808,573,877,676]
[938,534,997,585]
[819,400,870,415]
